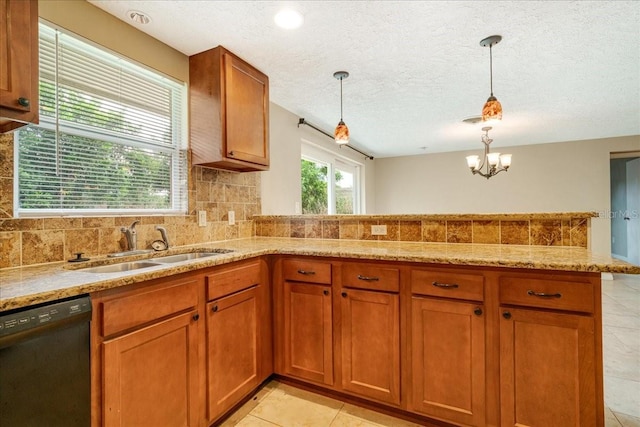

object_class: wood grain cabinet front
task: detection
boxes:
[339,287,400,405]
[205,258,271,424]
[93,276,202,427]
[189,45,269,172]
[102,311,200,427]
[278,258,334,385]
[498,271,602,427]
[410,296,486,426]
[0,0,39,133]
[207,286,260,422]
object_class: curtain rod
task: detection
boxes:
[297,118,374,160]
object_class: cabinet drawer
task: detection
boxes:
[283,259,332,285]
[499,276,594,313]
[102,279,199,337]
[207,260,262,301]
[342,263,399,292]
[411,269,484,302]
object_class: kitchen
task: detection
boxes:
[1,1,639,426]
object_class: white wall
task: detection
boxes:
[261,103,376,214]
[372,135,640,256]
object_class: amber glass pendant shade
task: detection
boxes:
[334,120,349,145]
[482,96,502,121]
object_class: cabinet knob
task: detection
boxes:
[502,311,512,320]
[474,307,483,316]
[192,313,200,321]
[341,292,347,298]
[212,305,218,312]
[323,290,329,296]
[228,151,234,157]
[18,97,30,107]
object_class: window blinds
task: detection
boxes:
[17,23,188,216]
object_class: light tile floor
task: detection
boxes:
[222,273,640,427]
[604,273,640,427]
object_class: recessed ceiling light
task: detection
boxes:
[274,9,304,30]
[128,10,151,25]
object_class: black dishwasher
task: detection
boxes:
[0,295,91,426]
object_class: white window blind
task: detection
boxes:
[16,23,188,216]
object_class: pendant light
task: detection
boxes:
[333,71,350,145]
[480,35,503,122]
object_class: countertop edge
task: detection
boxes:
[2,238,638,312]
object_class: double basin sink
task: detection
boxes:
[78,250,233,273]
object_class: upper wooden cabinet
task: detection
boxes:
[189,46,269,172]
[0,0,39,133]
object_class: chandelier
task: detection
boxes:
[465,126,511,179]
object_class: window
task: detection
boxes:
[15,22,188,216]
[301,142,362,214]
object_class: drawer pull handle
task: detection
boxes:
[527,290,562,299]
[18,97,30,107]
[297,269,316,275]
[503,311,512,319]
[323,290,330,296]
[357,275,379,282]
[474,307,483,316]
[432,281,459,289]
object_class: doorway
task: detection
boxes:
[610,153,640,265]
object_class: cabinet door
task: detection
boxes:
[283,282,333,385]
[340,288,400,405]
[0,0,38,132]
[103,311,200,427]
[223,52,269,166]
[207,286,260,422]
[410,297,485,426]
[500,307,597,427]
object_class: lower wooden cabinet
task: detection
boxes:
[93,276,202,427]
[500,307,597,427]
[410,297,486,426]
[340,288,400,405]
[207,286,260,422]
[283,282,333,385]
[103,311,200,427]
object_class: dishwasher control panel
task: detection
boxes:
[0,295,91,338]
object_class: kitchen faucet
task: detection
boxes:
[120,220,140,251]
[155,225,170,250]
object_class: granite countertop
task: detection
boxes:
[1,237,639,312]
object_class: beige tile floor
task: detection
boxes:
[222,273,640,427]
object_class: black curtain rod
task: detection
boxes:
[297,118,374,160]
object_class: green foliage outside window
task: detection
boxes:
[301,159,351,214]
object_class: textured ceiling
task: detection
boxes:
[88,0,640,158]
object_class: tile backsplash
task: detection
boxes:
[0,131,260,268]
[254,213,593,248]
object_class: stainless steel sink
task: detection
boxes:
[75,249,234,272]
[81,261,161,273]
[152,251,231,264]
